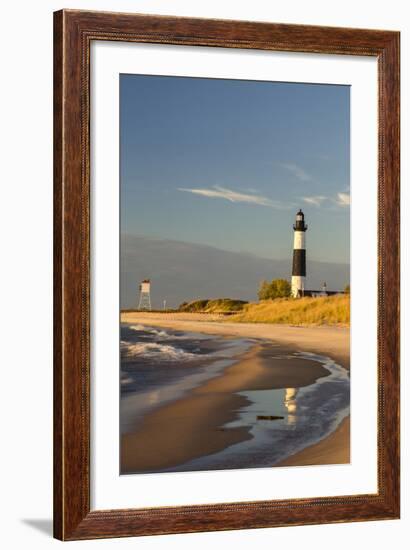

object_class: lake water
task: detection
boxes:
[120,323,350,472]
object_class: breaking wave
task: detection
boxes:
[129,325,170,338]
[121,340,198,363]
[127,324,205,341]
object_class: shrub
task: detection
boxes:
[258,278,292,300]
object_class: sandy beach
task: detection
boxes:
[278,416,350,467]
[121,312,350,369]
[121,312,350,472]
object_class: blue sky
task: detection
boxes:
[120,74,350,264]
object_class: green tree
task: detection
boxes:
[258,279,291,301]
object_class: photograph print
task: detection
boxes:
[119,74,350,475]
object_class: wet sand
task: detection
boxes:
[121,312,350,370]
[278,416,350,466]
[121,312,350,472]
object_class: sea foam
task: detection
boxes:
[121,340,198,363]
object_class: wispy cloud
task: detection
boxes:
[303,195,327,207]
[178,185,292,209]
[281,163,312,182]
[302,191,350,208]
[336,192,350,207]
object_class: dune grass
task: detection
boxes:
[230,294,350,326]
[179,298,248,314]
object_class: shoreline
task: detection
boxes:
[278,416,350,467]
[121,313,350,472]
[121,312,350,369]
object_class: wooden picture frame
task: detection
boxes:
[54,9,400,540]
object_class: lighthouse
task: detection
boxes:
[291,210,308,298]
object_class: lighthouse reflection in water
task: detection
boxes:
[165,352,350,472]
[284,387,298,425]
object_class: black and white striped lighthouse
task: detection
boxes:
[291,209,308,298]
